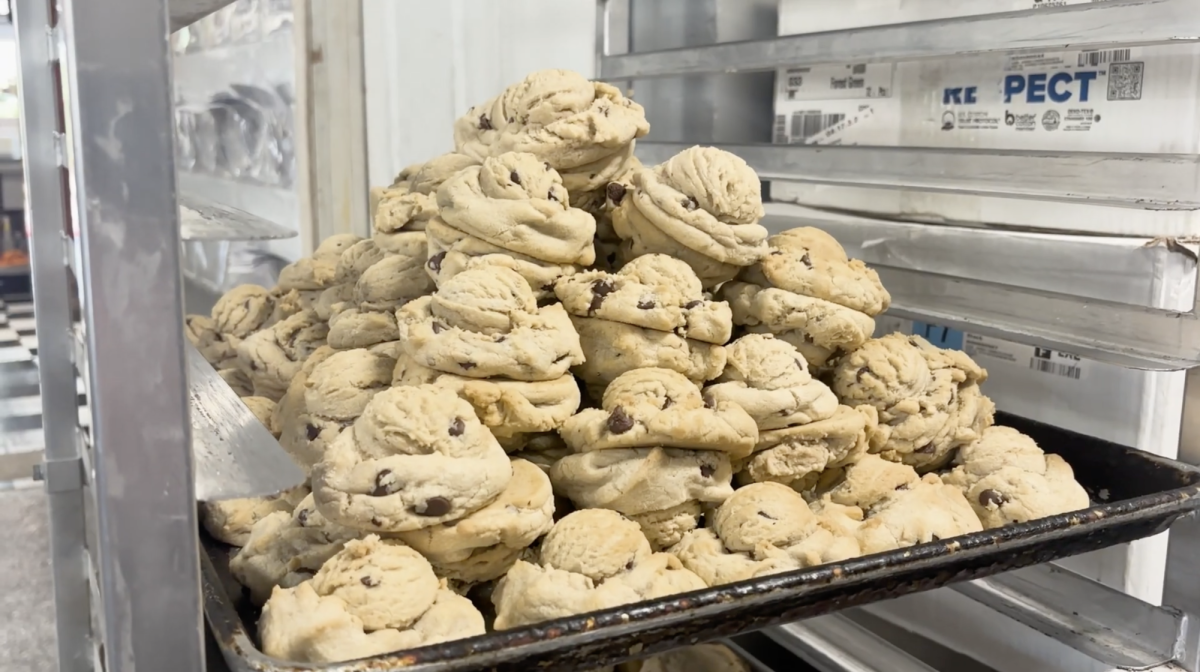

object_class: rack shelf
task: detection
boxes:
[599,0,1200,79]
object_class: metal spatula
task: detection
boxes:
[187,343,306,501]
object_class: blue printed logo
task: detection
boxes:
[1003,71,1098,103]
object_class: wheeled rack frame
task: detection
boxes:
[10,0,1200,670]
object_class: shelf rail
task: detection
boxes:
[766,614,938,672]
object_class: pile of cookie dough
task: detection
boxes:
[186,68,1092,666]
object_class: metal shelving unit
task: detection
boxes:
[8,0,1200,670]
[598,0,1200,670]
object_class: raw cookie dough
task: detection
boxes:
[632,644,752,672]
[627,501,705,551]
[820,455,983,554]
[453,69,649,196]
[236,310,330,400]
[435,152,597,265]
[326,309,399,350]
[230,494,362,605]
[704,334,838,430]
[354,239,435,311]
[276,234,363,292]
[259,535,486,664]
[268,287,321,324]
[315,239,388,320]
[396,267,585,382]
[831,333,995,472]
[274,346,339,473]
[304,349,395,421]
[739,227,891,317]
[554,254,733,344]
[394,459,555,583]
[739,405,878,493]
[491,509,706,629]
[425,216,580,301]
[559,368,759,458]
[311,385,513,532]
[612,147,768,287]
[186,314,238,367]
[211,284,275,339]
[671,482,863,586]
[942,426,1090,528]
[550,447,733,516]
[217,368,254,397]
[720,282,876,365]
[570,315,727,392]
[201,485,309,548]
[393,353,580,444]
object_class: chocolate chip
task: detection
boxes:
[449,417,465,436]
[606,405,635,434]
[662,396,673,409]
[371,516,384,527]
[427,251,446,273]
[855,366,871,382]
[757,510,776,520]
[297,509,311,526]
[624,559,634,570]
[547,190,559,202]
[431,321,446,334]
[544,162,551,170]
[371,469,394,497]
[510,170,521,185]
[508,117,515,124]
[916,443,936,454]
[606,182,627,204]
[360,576,380,588]
[306,423,320,441]
[495,335,507,343]
[478,114,493,130]
[588,279,615,313]
[602,107,610,117]
[683,300,702,309]
[243,300,250,310]
[683,196,698,211]
[415,496,452,517]
[249,361,259,371]
[800,252,813,269]
[703,395,715,409]
[460,361,476,371]
[700,464,715,478]
[978,489,1009,508]
[770,250,783,256]
[637,299,656,310]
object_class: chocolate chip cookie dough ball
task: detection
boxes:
[326,235,434,351]
[311,385,513,532]
[550,447,734,550]
[185,314,238,368]
[671,482,863,585]
[236,309,330,400]
[374,153,477,246]
[314,239,387,321]
[942,426,1089,528]
[819,455,983,554]
[395,459,555,584]
[453,69,649,200]
[230,493,363,605]
[258,535,486,664]
[831,333,995,472]
[612,147,768,288]
[722,227,890,370]
[560,368,758,458]
[491,509,705,629]
[396,266,585,382]
[209,284,276,354]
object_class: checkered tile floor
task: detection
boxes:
[0,295,88,460]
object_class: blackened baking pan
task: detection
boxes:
[203,412,1200,672]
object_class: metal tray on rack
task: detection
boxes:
[203,413,1200,672]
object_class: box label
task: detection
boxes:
[965,334,1086,381]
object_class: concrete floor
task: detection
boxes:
[0,484,58,672]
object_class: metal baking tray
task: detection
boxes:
[203,412,1200,672]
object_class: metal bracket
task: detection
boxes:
[33,457,84,493]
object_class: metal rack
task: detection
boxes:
[598,0,1200,670]
[7,0,1200,671]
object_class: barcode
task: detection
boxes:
[772,114,788,144]
[1028,358,1082,379]
[1078,48,1131,67]
[791,111,846,142]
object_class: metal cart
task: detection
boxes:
[12,0,1200,670]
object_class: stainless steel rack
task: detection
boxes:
[10,0,1200,671]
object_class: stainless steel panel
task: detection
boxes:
[636,141,1200,210]
[601,0,1200,79]
[953,563,1199,671]
[12,0,91,669]
[186,343,306,501]
[59,0,205,668]
[170,0,238,33]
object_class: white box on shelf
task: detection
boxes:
[772,0,1200,236]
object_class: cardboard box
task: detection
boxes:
[773,0,1200,235]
